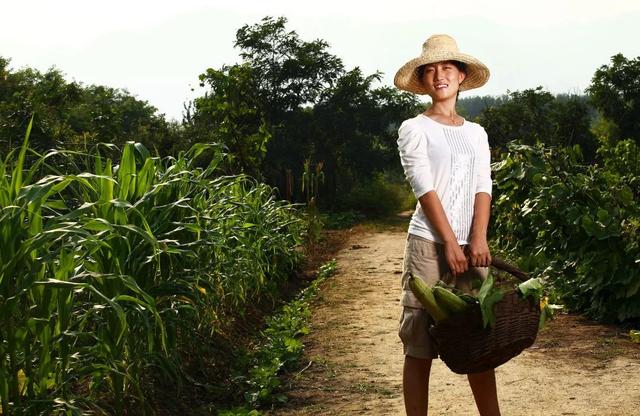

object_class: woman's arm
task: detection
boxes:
[468,192,492,267]
[417,191,468,276]
[469,127,493,267]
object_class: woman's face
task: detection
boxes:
[421,61,466,101]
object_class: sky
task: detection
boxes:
[2,0,640,121]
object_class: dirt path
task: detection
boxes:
[268,215,640,416]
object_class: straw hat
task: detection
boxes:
[394,34,490,94]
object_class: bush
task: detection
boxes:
[335,173,413,217]
[490,141,640,322]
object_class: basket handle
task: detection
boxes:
[490,256,529,282]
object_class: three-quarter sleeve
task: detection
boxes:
[476,127,492,196]
[397,121,434,199]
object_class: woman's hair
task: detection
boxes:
[416,60,467,81]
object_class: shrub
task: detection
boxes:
[336,173,413,217]
[490,141,640,322]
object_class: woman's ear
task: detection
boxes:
[458,71,466,85]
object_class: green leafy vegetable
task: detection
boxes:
[517,277,543,303]
[477,272,504,328]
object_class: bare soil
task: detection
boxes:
[267,213,640,416]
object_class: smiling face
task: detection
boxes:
[420,60,467,101]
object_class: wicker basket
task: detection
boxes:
[428,257,541,374]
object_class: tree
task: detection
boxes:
[587,53,640,143]
[478,87,596,160]
[549,95,597,160]
[0,59,83,152]
[186,64,270,177]
[234,16,344,122]
[231,16,345,199]
[0,56,176,156]
[457,95,506,120]
[479,87,555,148]
[314,68,420,204]
[190,17,420,207]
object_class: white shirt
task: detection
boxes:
[397,114,492,245]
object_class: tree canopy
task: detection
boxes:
[477,87,596,161]
[0,56,178,156]
[3,21,639,211]
[587,53,640,143]
[189,16,420,206]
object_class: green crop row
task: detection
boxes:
[218,260,337,415]
[0,120,306,414]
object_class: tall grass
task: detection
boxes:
[0,121,306,414]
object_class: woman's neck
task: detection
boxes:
[427,101,458,118]
[423,100,464,126]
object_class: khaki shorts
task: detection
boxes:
[398,233,488,359]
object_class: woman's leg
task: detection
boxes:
[403,356,432,416]
[467,368,501,416]
[399,235,443,415]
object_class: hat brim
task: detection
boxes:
[394,51,490,94]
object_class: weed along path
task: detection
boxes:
[268,213,640,416]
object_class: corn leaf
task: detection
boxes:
[477,272,503,328]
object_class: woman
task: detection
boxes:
[393,34,499,415]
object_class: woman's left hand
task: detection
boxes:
[466,237,491,267]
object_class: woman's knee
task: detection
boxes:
[404,355,433,372]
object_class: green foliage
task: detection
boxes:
[234,16,345,118]
[186,64,270,178]
[587,53,640,143]
[0,130,305,414]
[477,273,504,328]
[595,139,640,195]
[457,95,507,120]
[0,57,178,155]
[479,87,554,147]
[220,260,337,414]
[301,159,325,253]
[313,69,420,206]
[491,141,640,322]
[478,87,597,160]
[190,17,420,210]
[320,210,366,229]
[336,173,412,217]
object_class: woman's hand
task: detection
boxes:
[467,236,491,268]
[443,240,469,276]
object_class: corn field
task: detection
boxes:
[0,120,306,414]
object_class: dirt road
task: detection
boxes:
[268,215,640,416]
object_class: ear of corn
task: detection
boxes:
[408,273,448,321]
[432,286,469,315]
[478,272,504,328]
[458,293,478,305]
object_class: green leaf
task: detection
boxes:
[596,208,610,224]
[283,337,303,353]
[517,278,543,303]
[10,116,33,200]
[83,218,114,232]
[477,272,503,328]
